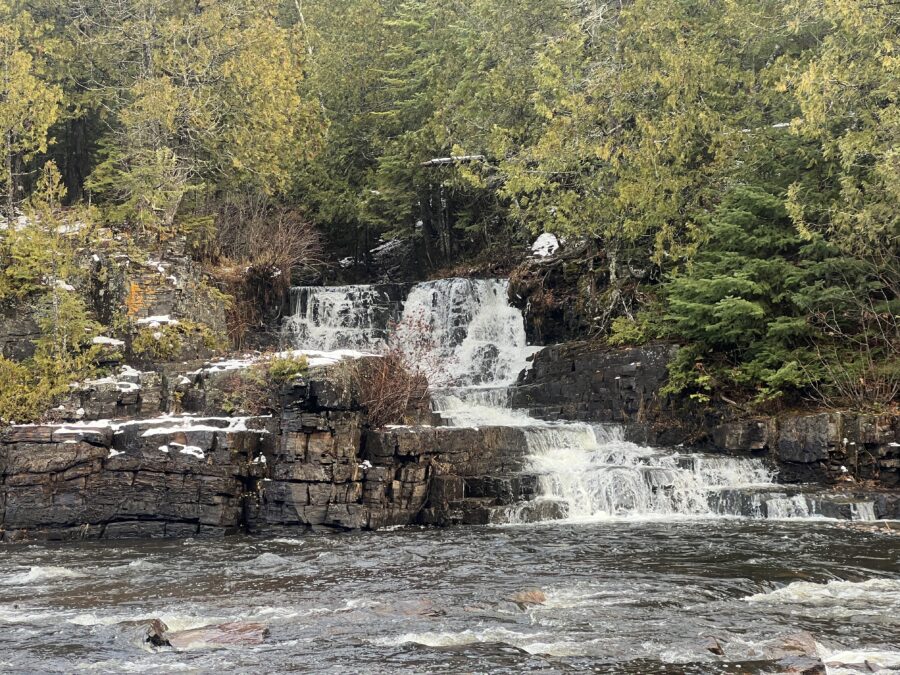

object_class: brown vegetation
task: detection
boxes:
[210,197,323,347]
[347,351,429,429]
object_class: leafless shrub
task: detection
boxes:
[805,255,900,410]
[349,351,429,428]
[388,309,449,386]
[807,306,900,411]
[346,311,443,427]
[211,195,323,346]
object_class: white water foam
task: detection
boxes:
[745,578,900,609]
[2,566,85,585]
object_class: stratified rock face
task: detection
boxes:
[0,368,534,542]
[511,342,676,424]
[0,303,40,361]
[0,417,267,542]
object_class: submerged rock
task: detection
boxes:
[156,621,270,650]
[767,631,826,674]
[118,618,170,649]
[703,635,725,656]
[509,589,546,608]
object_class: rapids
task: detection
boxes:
[0,523,897,672]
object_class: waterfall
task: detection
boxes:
[285,280,877,523]
[396,279,537,387]
[285,285,404,352]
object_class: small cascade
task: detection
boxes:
[515,425,781,521]
[285,285,404,351]
[285,279,880,523]
[397,279,538,387]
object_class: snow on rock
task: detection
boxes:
[91,336,125,347]
[281,349,372,369]
[138,415,270,437]
[531,233,560,258]
[53,279,76,292]
[191,349,372,375]
[370,238,403,257]
[11,414,271,438]
[135,315,179,328]
[169,442,206,459]
[108,449,123,459]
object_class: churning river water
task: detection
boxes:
[1,522,899,673]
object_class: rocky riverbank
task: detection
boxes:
[0,355,543,542]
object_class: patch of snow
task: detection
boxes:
[170,442,205,459]
[359,460,373,469]
[108,449,123,458]
[53,279,76,291]
[531,233,560,258]
[190,349,372,376]
[92,336,125,347]
[166,275,178,284]
[136,315,179,327]
[139,415,269,437]
[56,222,84,235]
[159,445,170,453]
[339,257,354,268]
[252,455,267,465]
[370,238,403,257]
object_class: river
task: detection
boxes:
[1,521,898,673]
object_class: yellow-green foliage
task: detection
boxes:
[0,5,62,204]
[81,1,322,237]
[214,367,271,416]
[0,164,104,423]
[132,320,225,362]
[608,315,655,347]
[0,357,54,423]
[267,354,309,384]
[132,324,184,362]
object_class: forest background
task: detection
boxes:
[0,0,897,420]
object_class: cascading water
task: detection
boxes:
[285,285,404,351]
[286,279,877,522]
[396,279,537,387]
